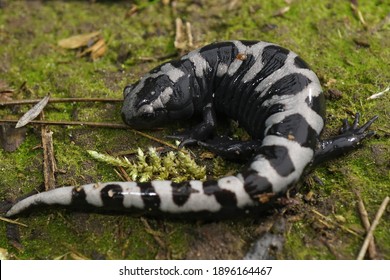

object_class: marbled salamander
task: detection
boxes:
[5,40,377,218]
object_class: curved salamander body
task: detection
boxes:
[5,41,377,218]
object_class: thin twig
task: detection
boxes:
[41,125,57,191]
[311,209,362,238]
[0,97,122,106]
[357,196,389,260]
[137,53,177,62]
[0,119,130,128]
[174,17,184,50]
[378,127,390,134]
[186,22,193,48]
[131,129,182,152]
[0,119,185,153]
[356,194,377,259]
[367,86,390,100]
[61,243,90,260]
[115,166,132,181]
[140,217,166,248]
[350,1,367,28]
[0,216,28,227]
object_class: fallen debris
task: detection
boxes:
[350,0,367,28]
[58,31,107,60]
[356,194,378,259]
[367,86,389,100]
[357,196,389,260]
[58,31,101,49]
[0,125,27,152]
[273,6,290,17]
[41,126,57,191]
[15,94,50,128]
[174,18,194,52]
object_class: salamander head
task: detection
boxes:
[121,74,194,129]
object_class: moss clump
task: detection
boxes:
[88,147,206,182]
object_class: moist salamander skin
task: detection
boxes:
[5,40,378,218]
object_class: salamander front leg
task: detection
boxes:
[312,113,378,166]
[168,103,217,148]
[198,137,263,162]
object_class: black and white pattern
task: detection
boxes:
[5,40,377,218]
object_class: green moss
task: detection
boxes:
[285,221,336,260]
[0,134,43,193]
[88,147,206,182]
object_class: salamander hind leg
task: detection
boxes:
[313,113,378,165]
[339,112,378,136]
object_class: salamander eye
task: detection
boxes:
[137,99,151,108]
[123,85,133,98]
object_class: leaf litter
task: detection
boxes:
[15,94,50,128]
[58,31,107,61]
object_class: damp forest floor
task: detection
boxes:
[0,0,389,260]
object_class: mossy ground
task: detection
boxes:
[0,0,389,259]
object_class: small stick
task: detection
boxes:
[41,126,57,191]
[0,216,28,227]
[115,166,132,182]
[0,97,122,106]
[140,217,166,248]
[39,111,57,191]
[311,209,362,238]
[350,1,367,27]
[367,86,389,100]
[132,129,182,152]
[186,21,193,48]
[357,196,389,260]
[137,52,177,62]
[356,195,377,259]
[0,119,185,153]
[174,18,184,50]
[0,119,130,129]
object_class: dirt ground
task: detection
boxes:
[0,0,389,260]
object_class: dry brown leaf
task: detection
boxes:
[91,43,107,60]
[84,38,107,61]
[58,31,101,49]
[273,6,290,17]
[0,80,14,102]
[125,4,138,17]
[15,94,50,128]
[0,80,12,92]
[0,91,13,104]
[0,91,13,102]
[0,125,27,152]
